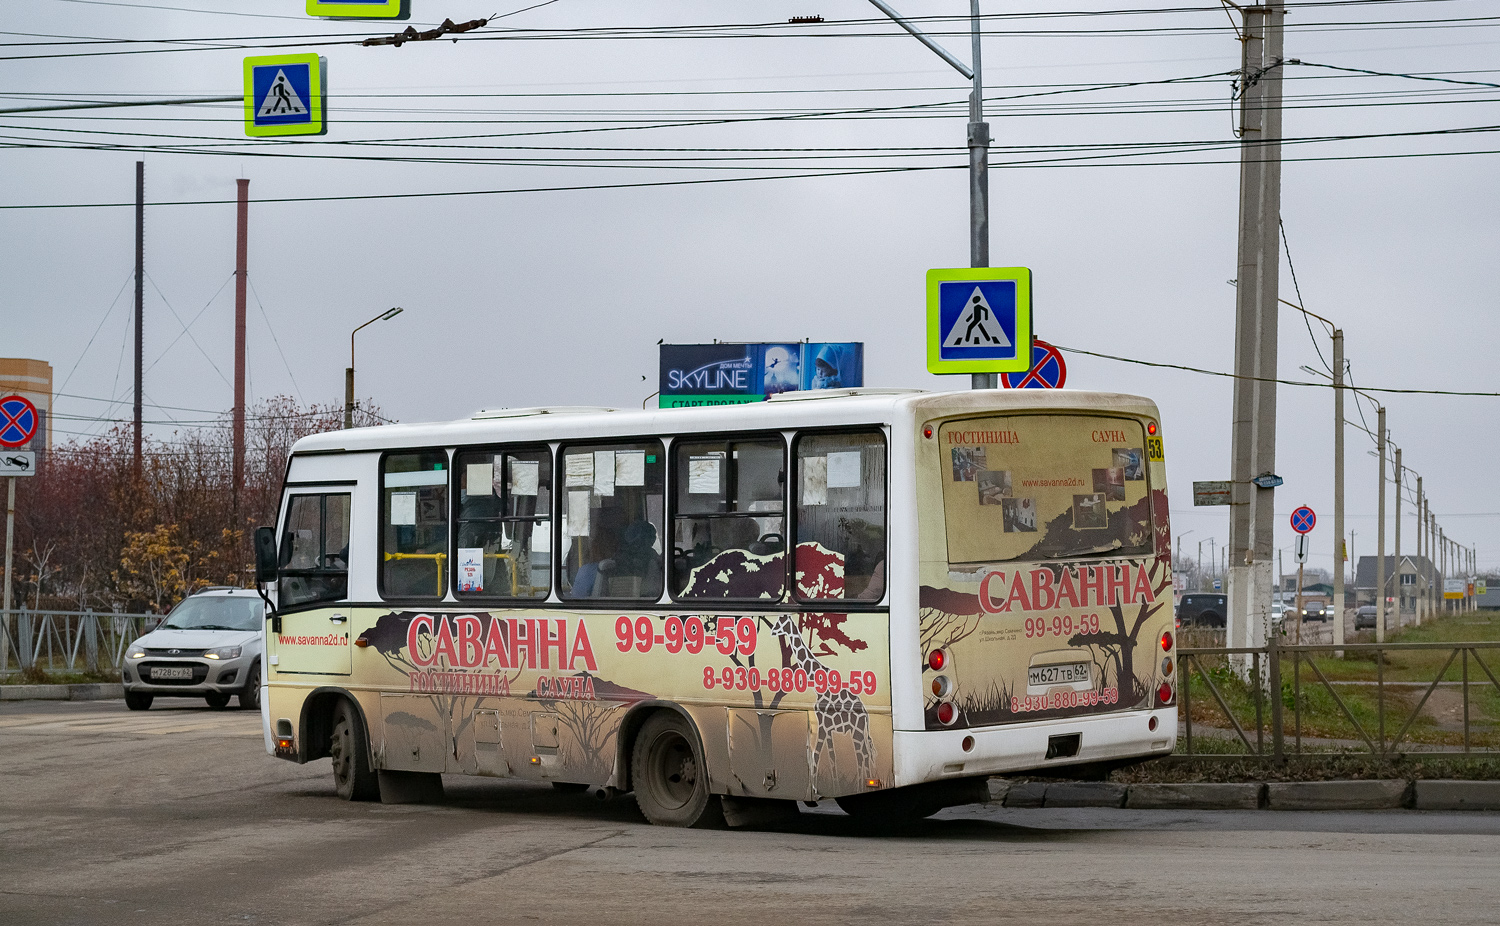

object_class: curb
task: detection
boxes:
[1126,783,1264,810]
[987,778,1500,811]
[0,683,124,701]
[1265,780,1411,810]
[1414,780,1500,811]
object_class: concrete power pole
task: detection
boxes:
[1375,406,1387,643]
[133,160,144,481]
[1332,328,1345,647]
[1226,1,1287,667]
[1416,476,1424,625]
[232,178,248,516]
[1394,447,1402,627]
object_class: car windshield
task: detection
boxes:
[161,595,263,631]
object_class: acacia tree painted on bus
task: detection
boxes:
[361,610,524,763]
[1064,553,1173,706]
[536,675,652,781]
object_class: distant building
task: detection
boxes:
[1353,555,1436,613]
[0,357,52,453]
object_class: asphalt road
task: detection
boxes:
[4,699,1499,926]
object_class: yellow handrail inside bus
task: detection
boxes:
[384,551,446,595]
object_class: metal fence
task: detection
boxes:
[0,609,162,677]
[1179,638,1500,760]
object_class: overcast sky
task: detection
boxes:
[3,0,1498,573]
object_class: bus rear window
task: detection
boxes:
[938,414,1152,564]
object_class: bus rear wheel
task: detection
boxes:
[330,701,379,801]
[631,712,722,828]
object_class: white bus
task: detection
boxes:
[253,388,1178,825]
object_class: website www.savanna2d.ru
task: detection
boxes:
[277,633,345,646]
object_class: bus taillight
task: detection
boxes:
[931,675,952,698]
[1161,657,1173,676]
[936,702,958,725]
[927,649,946,672]
[1160,630,1173,652]
[1157,682,1173,705]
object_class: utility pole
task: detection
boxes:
[1437,529,1443,614]
[1332,327,1345,647]
[1375,406,1387,643]
[133,160,144,480]
[232,178,249,515]
[1226,0,1286,666]
[1416,476,1425,625]
[1393,447,1402,628]
[865,0,993,389]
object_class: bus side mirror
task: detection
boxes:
[255,527,278,585]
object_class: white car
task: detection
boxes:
[121,587,267,711]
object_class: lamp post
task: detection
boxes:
[865,0,992,388]
[346,307,403,429]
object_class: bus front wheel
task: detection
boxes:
[631,712,722,828]
[330,701,379,802]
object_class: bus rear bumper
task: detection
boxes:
[892,709,1175,787]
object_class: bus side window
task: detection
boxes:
[453,448,552,599]
[382,451,450,599]
[794,431,887,603]
[559,441,665,601]
[671,436,786,600]
[278,493,351,608]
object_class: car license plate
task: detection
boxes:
[149,666,192,680]
[1028,662,1090,687]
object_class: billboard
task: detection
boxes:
[659,343,863,409]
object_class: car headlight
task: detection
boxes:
[128,649,146,659]
[204,646,242,660]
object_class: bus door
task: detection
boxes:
[272,490,354,676]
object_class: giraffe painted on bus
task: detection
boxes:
[769,614,874,783]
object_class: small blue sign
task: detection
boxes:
[937,279,1018,363]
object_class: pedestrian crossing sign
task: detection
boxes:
[306,0,407,18]
[926,267,1033,374]
[244,54,325,137]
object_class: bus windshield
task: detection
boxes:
[939,414,1153,564]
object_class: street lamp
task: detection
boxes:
[865,0,991,388]
[346,306,403,429]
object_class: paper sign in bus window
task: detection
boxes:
[390,491,417,526]
[826,450,862,489]
[567,490,591,535]
[802,455,828,506]
[465,462,493,498]
[951,446,985,482]
[1113,448,1144,481]
[510,460,539,496]
[565,453,593,488]
[1072,493,1107,530]
[457,547,484,592]
[688,455,722,494]
[593,451,616,497]
[615,450,646,487]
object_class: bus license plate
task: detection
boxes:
[1028,663,1090,687]
[150,666,192,680]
